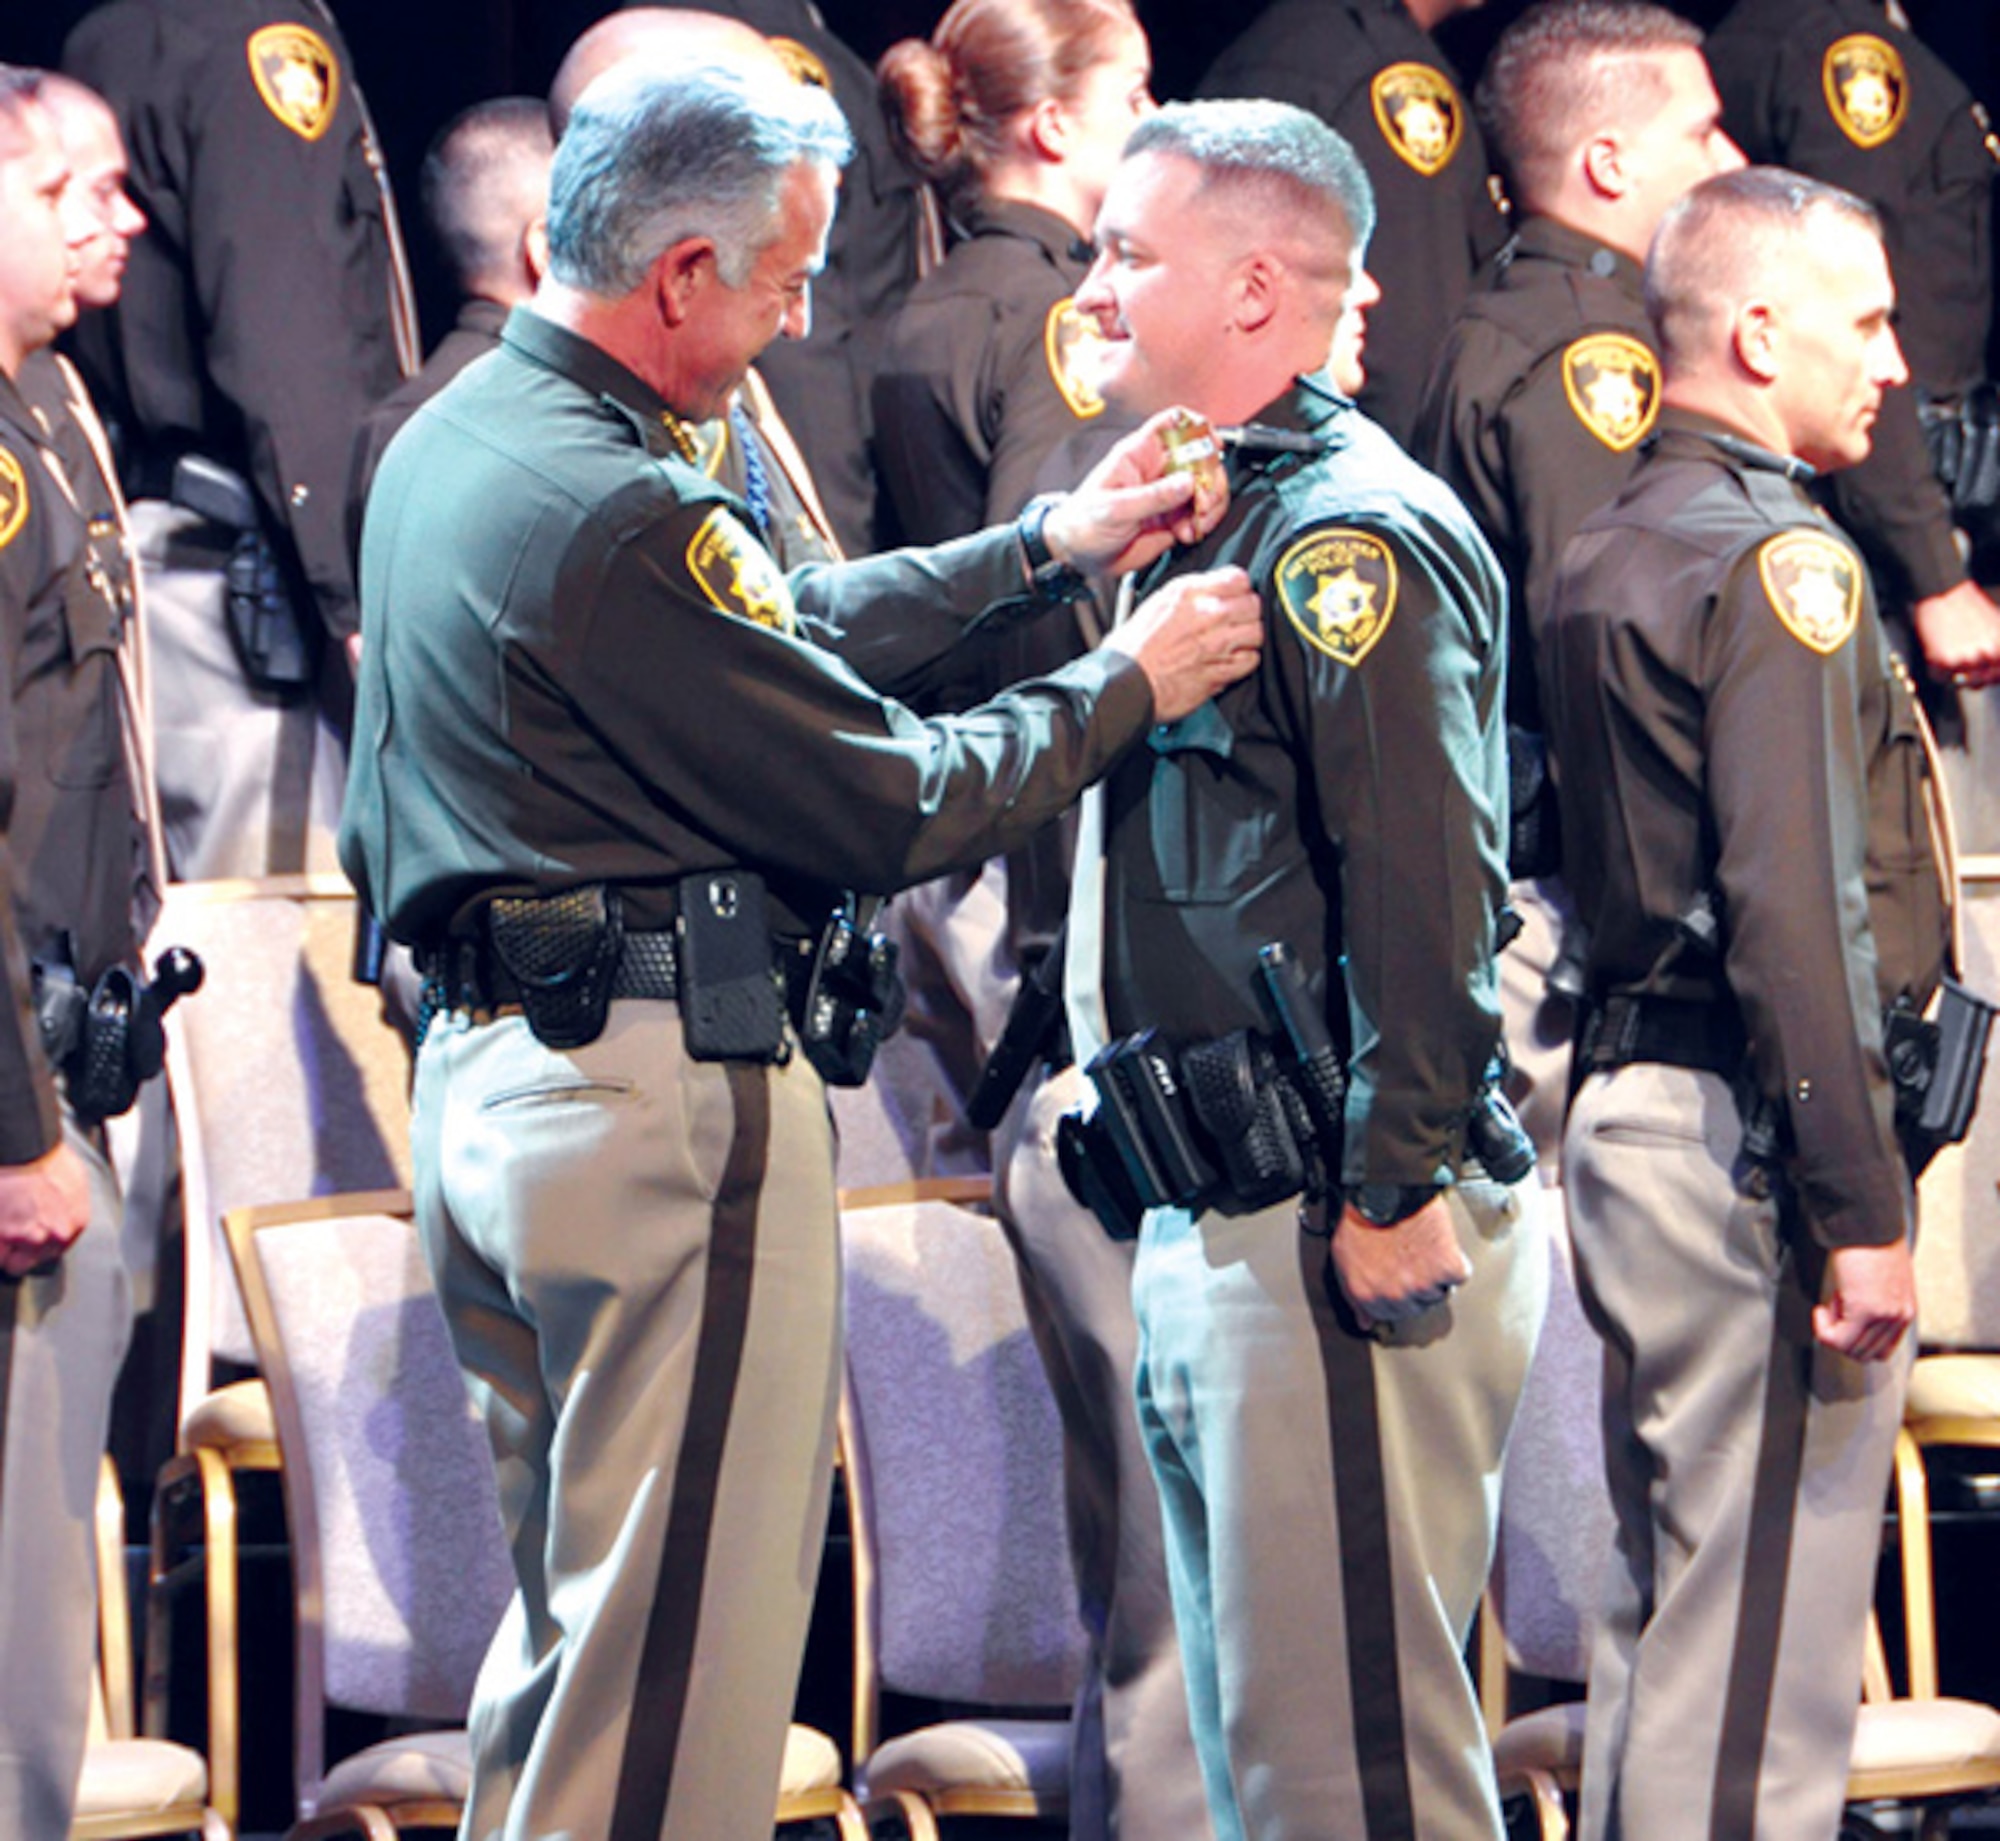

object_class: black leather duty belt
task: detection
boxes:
[1575,991,1745,1080]
[417,928,679,1014]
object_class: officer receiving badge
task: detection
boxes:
[1370,64,1463,177]
[1823,35,1907,149]
[1276,527,1397,667]
[247,24,340,141]
[1562,333,1661,452]
[1045,299,1110,419]
[1757,530,1861,654]
[0,449,26,553]
[687,508,798,634]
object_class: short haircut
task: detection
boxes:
[547,59,851,296]
[421,98,554,296]
[1124,98,1375,274]
[1645,165,1883,369]
[1477,1,1704,212]
[0,64,46,148]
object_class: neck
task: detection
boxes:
[1536,194,1651,267]
[1400,0,1455,34]
[1661,377,1794,461]
[531,276,695,414]
[982,165,1095,241]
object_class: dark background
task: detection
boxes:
[5,0,1996,351]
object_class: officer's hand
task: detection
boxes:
[1045,408,1232,576]
[1110,567,1263,721]
[0,1144,91,1278]
[1910,579,2000,690]
[1329,1196,1471,1330]
[1814,1240,1916,1363]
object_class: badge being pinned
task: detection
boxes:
[1562,333,1660,452]
[1824,35,1907,149]
[1044,299,1110,420]
[247,24,340,141]
[0,449,27,553]
[1276,527,1397,667]
[687,508,797,635]
[1757,530,1860,655]
[1370,64,1463,176]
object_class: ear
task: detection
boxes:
[652,235,716,327]
[1228,252,1281,335]
[1025,93,1068,164]
[522,214,550,289]
[1732,299,1781,382]
[1581,131,1626,201]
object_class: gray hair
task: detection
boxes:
[1646,165,1883,369]
[547,59,851,296]
[1125,98,1376,272]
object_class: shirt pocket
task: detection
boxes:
[50,562,123,791]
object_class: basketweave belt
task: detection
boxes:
[417,927,679,1014]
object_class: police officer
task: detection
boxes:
[1411,0,1745,1155]
[1544,167,1945,1841]
[0,66,151,1841]
[1066,100,1547,1840]
[338,59,1261,1841]
[1197,0,1506,445]
[62,0,418,879]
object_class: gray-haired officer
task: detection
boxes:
[338,58,1261,1841]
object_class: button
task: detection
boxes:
[1794,1077,1813,1104]
[290,483,310,507]
[1589,248,1617,278]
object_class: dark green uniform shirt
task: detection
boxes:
[339,309,1154,948]
[1098,374,1509,1186]
[1544,413,1948,1249]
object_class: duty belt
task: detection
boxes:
[417,927,678,1015]
[1575,991,1745,1080]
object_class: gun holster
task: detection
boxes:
[1885,977,1998,1175]
[1920,385,2000,551]
[789,908,904,1088]
[34,945,204,1124]
[166,453,312,690]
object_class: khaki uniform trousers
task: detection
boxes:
[1567,1063,1911,1841]
[993,1066,1213,1841]
[413,1001,840,1841]
[0,1107,132,1840]
[1132,1174,1548,1841]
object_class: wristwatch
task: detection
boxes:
[1349,1182,1439,1228]
[1016,493,1087,604]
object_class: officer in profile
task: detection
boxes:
[339,56,1261,1841]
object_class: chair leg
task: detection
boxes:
[862,1788,940,1840]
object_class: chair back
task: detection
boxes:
[223,1192,513,1813]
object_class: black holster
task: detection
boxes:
[786,907,905,1088]
[35,945,204,1124]
[487,885,626,1051]
[1885,977,1997,1175]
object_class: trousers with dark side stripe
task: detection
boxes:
[1132,1173,1548,1841]
[1567,1063,1911,1841]
[413,1001,841,1841]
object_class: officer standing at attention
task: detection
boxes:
[0,65,156,1841]
[1197,0,1506,445]
[1544,167,1946,1841]
[1065,99,1546,1840]
[62,0,417,879]
[1410,0,1744,1154]
[338,59,1262,1841]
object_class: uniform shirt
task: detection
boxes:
[1411,215,1659,726]
[1095,373,1509,1185]
[64,0,414,644]
[0,372,142,1163]
[338,308,1154,948]
[1708,0,2000,602]
[1544,412,1948,1249]
[1198,0,1508,444]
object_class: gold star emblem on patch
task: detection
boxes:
[1823,35,1907,149]
[1044,299,1110,420]
[1561,333,1661,452]
[1757,530,1861,655]
[1370,64,1463,177]
[769,36,832,90]
[1275,527,1398,667]
[687,507,797,634]
[247,25,340,142]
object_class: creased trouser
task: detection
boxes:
[413,1002,840,1841]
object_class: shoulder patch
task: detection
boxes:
[1823,35,1907,148]
[1561,333,1660,452]
[1275,527,1398,667]
[1044,298,1109,420]
[1369,63,1463,176]
[0,448,27,552]
[247,24,340,141]
[687,508,797,635]
[1756,531,1861,654]
[769,36,832,90]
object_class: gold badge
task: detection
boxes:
[1561,333,1661,452]
[1044,299,1110,420]
[686,417,729,478]
[769,36,832,90]
[247,24,340,141]
[687,508,797,634]
[1823,35,1907,149]
[1370,64,1463,176]
[1757,530,1861,655]
[0,448,27,553]
[1275,527,1398,667]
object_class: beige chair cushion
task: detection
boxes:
[1490,1702,1585,1780]
[781,1723,843,1795]
[74,1738,211,1815]
[864,1717,1071,1803]
[313,1728,471,1811]
[1851,1697,2000,1773]
[1906,1352,2000,1422]
[181,1375,276,1450]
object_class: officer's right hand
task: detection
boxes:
[1329,1196,1471,1330]
[1110,566,1262,722]
[0,1143,91,1278]
[1815,1239,1916,1362]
